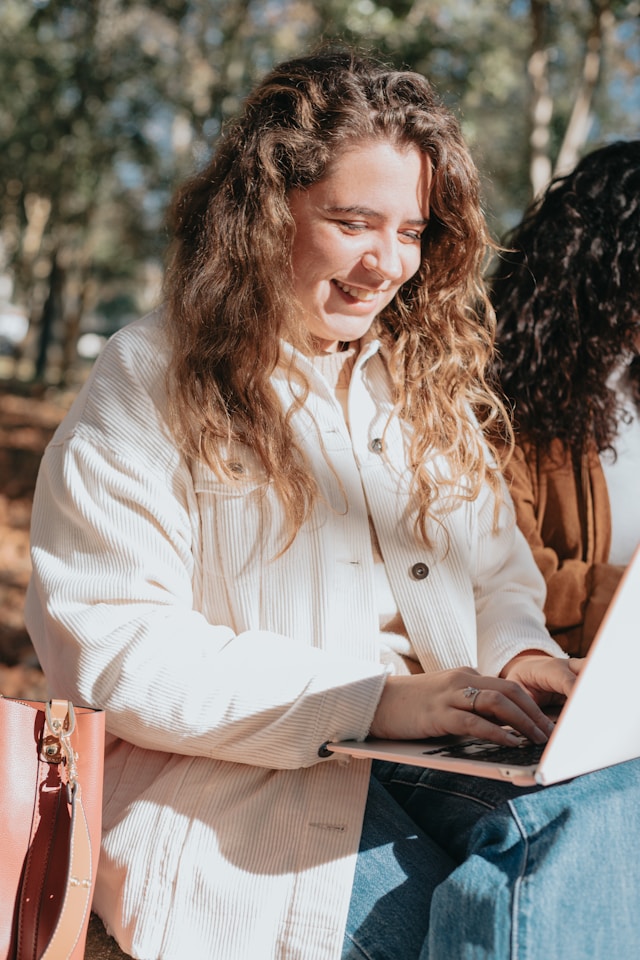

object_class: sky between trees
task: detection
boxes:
[1,0,639,384]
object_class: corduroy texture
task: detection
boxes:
[25,311,561,959]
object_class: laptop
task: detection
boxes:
[323,545,640,786]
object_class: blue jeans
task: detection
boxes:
[343,758,640,959]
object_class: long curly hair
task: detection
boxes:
[165,47,509,547]
[491,140,640,458]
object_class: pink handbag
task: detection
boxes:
[0,696,105,960]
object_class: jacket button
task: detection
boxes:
[370,438,383,453]
[410,562,429,580]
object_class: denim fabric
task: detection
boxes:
[342,774,456,959]
[344,758,640,960]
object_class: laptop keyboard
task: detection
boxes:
[420,736,546,767]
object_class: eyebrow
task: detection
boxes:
[325,204,429,226]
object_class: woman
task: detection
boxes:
[492,141,640,655]
[25,52,640,959]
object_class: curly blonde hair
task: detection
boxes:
[165,47,510,548]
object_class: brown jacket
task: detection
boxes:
[504,439,625,656]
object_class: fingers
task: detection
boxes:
[461,681,553,742]
[462,685,481,712]
[502,654,583,703]
[454,678,553,744]
[369,664,566,744]
[453,711,528,747]
[539,656,582,699]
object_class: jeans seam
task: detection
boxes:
[343,933,375,960]
[388,777,497,812]
[507,800,529,960]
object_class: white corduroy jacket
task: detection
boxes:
[25,310,562,960]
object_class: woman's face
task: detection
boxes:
[288,140,432,352]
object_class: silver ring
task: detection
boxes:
[463,685,481,713]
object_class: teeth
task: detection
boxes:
[335,280,377,302]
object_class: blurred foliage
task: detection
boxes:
[0,0,638,385]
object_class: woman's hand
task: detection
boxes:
[500,651,583,706]
[369,663,571,747]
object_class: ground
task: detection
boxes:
[0,386,72,699]
[1,384,134,958]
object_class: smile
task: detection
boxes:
[334,280,378,302]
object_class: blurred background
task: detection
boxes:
[1,0,639,696]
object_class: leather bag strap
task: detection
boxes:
[40,782,93,960]
[16,700,94,960]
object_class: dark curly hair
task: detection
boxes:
[491,140,640,458]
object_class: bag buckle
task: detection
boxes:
[43,701,78,788]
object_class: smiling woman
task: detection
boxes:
[288,141,430,351]
[24,47,640,960]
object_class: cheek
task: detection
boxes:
[291,244,319,286]
[404,250,423,282]
[292,233,334,278]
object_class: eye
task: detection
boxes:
[400,227,426,243]
[339,220,368,232]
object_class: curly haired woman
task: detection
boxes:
[492,140,640,656]
[25,53,640,960]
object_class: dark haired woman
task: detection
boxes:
[25,54,640,960]
[492,140,640,656]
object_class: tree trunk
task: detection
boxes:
[527,0,553,197]
[58,269,96,388]
[553,1,611,177]
[34,252,63,383]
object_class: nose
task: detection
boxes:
[362,237,404,282]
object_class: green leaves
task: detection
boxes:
[1,0,637,383]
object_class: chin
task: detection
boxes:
[325,316,377,342]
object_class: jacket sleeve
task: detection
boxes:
[504,443,624,655]
[469,474,565,677]
[25,339,387,770]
